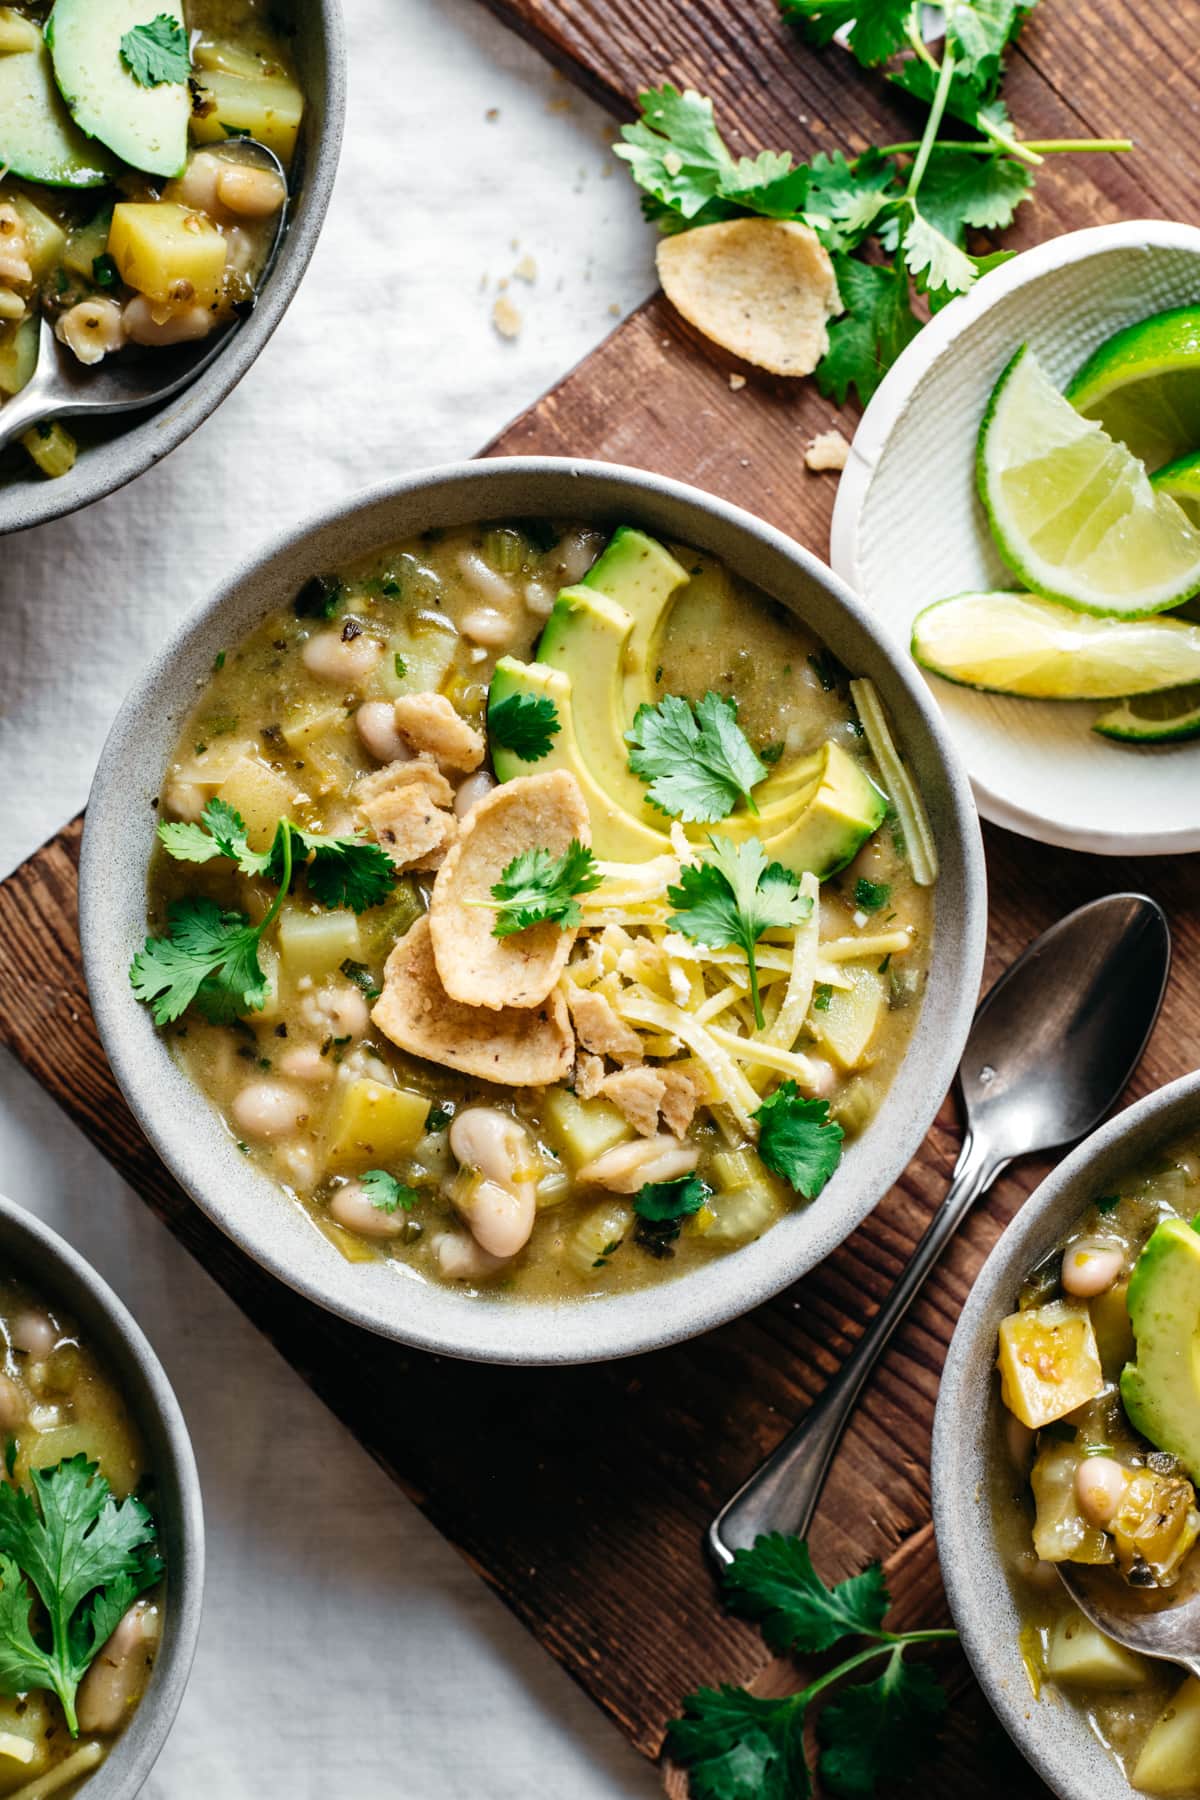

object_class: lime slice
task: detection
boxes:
[1066,307,1200,471]
[1094,684,1200,742]
[912,592,1200,698]
[978,346,1200,616]
[1152,450,1200,527]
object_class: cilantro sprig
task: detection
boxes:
[131,800,397,1024]
[667,837,812,1029]
[632,1173,711,1255]
[667,1532,956,1799]
[488,840,602,938]
[119,13,190,87]
[487,689,561,762]
[0,1457,162,1737]
[615,6,1131,404]
[360,1170,418,1213]
[754,1081,844,1199]
[626,692,768,822]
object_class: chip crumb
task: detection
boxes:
[485,107,500,121]
[728,372,746,390]
[805,428,851,472]
[608,301,621,316]
[492,295,522,340]
[513,253,537,283]
[497,276,509,291]
[548,96,572,113]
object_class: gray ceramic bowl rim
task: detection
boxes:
[0,1192,204,1798]
[0,0,346,538]
[80,456,987,1364]
[932,1069,1200,1800]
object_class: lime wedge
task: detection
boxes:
[1094,685,1200,742]
[1152,450,1200,527]
[978,347,1200,616]
[912,592,1200,698]
[1066,307,1200,471]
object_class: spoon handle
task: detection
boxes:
[708,1128,1008,1566]
[0,319,63,455]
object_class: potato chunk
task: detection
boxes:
[997,1299,1104,1429]
[542,1088,631,1173]
[1133,1676,1200,1795]
[324,1077,428,1171]
[1044,1611,1151,1690]
[109,202,227,308]
[189,70,304,165]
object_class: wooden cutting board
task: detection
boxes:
[2,3,1199,1792]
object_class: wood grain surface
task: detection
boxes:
[1,2,1198,1793]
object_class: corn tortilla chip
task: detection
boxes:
[657,219,840,377]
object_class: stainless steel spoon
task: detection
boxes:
[1058,1559,1200,1681]
[0,139,288,457]
[708,892,1171,1566]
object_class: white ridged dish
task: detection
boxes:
[831,220,1200,857]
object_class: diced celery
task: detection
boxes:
[997,1299,1104,1429]
[1044,1611,1151,1689]
[830,1074,876,1138]
[567,1200,633,1277]
[276,907,360,978]
[279,704,357,795]
[542,1089,631,1172]
[193,37,277,79]
[9,193,66,282]
[0,1694,51,1793]
[815,966,887,1071]
[356,881,425,960]
[536,1166,571,1210]
[0,314,36,396]
[705,1181,784,1245]
[711,1147,758,1192]
[483,526,524,574]
[1133,1676,1200,1795]
[62,208,113,280]
[324,1078,428,1170]
[369,614,458,700]
[1090,1279,1135,1379]
[316,1217,382,1264]
[21,421,76,478]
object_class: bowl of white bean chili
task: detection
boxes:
[934,1070,1200,1800]
[80,457,987,1363]
[0,1192,203,1798]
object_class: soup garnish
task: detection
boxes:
[995,1140,1200,1793]
[132,521,937,1299]
[0,1277,162,1796]
[0,0,302,479]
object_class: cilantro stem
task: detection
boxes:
[872,137,1132,157]
[747,948,765,1031]
[794,1628,958,1708]
[259,822,293,935]
[975,113,1043,165]
[904,7,937,70]
[905,46,957,200]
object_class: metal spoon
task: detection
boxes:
[708,892,1171,1566]
[1058,1560,1200,1680]
[0,139,288,457]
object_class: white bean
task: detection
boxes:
[450,1108,537,1191]
[56,298,125,366]
[432,1230,510,1282]
[577,1134,700,1193]
[9,1309,56,1359]
[457,1175,535,1259]
[169,151,224,213]
[300,984,369,1039]
[230,1080,307,1140]
[355,701,410,764]
[122,296,214,347]
[76,1602,158,1734]
[277,1045,335,1085]
[552,528,604,586]
[460,605,516,649]
[302,629,383,686]
[1062,1240,1124,1298]
[329,1182,408,1239]
[0,1374,25,1433]
[457,549,514,606]
[1075,1455,1130,1528]
[215,162,287,218]
[523,579,554,618]
[161,780,208,823]
[453,770,496,819]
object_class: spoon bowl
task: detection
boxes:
[0,140,290,458]
[1059,1560,1200,1682]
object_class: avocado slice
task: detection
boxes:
[542,525,690,722]
[0,28,117,186]
[1121,1216,1200,1482]
[763,743,888,879]
[489,659,666,862]
[47,0,189,179]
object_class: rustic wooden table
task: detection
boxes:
[2,2,1198,1793]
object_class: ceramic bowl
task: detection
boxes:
[933,1070,1200,1800]
[0,1192,204,1797]
[80,457,987,1364]
[831,219,1200,858]
[0,0,346,538]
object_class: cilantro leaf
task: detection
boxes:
[817,1652,947,1797]
[942,0,1032,79]
[778,0,911,64]
[489,840,602,937]
[853,876,891,912]
[158,803,397,914]
[816,257,920,407]
[0,1457,161,1735]
[806,150,899,253]
[754,1081,844,1198]
[290,830,397,914]
[615,86,804,227]
[919,146,1033,239]
[902,211,977,302]
[667,1684,809,1800]
[627,692,767,822]
[119,13,190,87]
[722,1533,888,1653]
[130,897,270,1025]
[157,798,269,877]
[360,1170,418,1213]
[487,689,561,762]
[667,838,812,1029]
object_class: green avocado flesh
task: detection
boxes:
[48,0,189,179]
[490,528,887,875]
[0,31,117,186]
[1121,1216,1200,1483]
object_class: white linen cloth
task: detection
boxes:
[0,0,663,1791]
